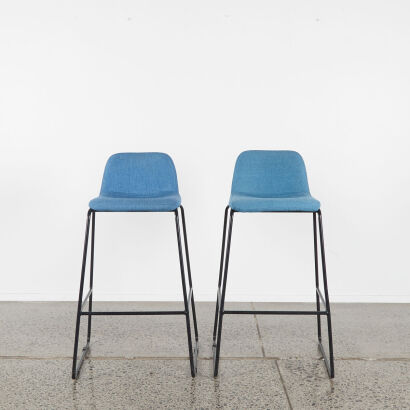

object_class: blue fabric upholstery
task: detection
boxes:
[229,150,320,212]
[89,153,181,212]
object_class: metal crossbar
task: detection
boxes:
[223,310,328,315]
[80,310,186,316]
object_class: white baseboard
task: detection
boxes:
[0,292,409,303]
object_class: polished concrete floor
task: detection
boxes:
[0,302,409,409]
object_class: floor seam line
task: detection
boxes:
[274,360,293,410]
[252,301,266,358]
[253,303,293,408]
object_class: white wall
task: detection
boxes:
[1,0,409,302]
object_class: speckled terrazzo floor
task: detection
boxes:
[0,302,409,409]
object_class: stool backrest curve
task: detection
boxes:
[100,152,179,198]
[231,150,311,198]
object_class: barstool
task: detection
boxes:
[212,150,334,378]
[72,152,199,379]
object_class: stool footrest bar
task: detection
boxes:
[224,310,328,315]
[80,310,186,316]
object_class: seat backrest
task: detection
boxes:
[231,150,311,197]
[100,153,179,197]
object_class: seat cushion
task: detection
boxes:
[89,193,181,212]
[229,194,320,212]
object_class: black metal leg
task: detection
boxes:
[72,209,92,380]
[212,206,229,344]
[87,212,95,343]
[317,210,335,378]
[213,208,234,377]
[72,208,198,379]
[175,210,197,377]
[212,209,334,379]
[180,206,199,346]
[313,213,322,342]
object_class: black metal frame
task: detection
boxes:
[212,206,334,378]
[72,206,199,379]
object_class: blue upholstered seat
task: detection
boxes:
[89,153,181,212]
[229,150,320,212]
